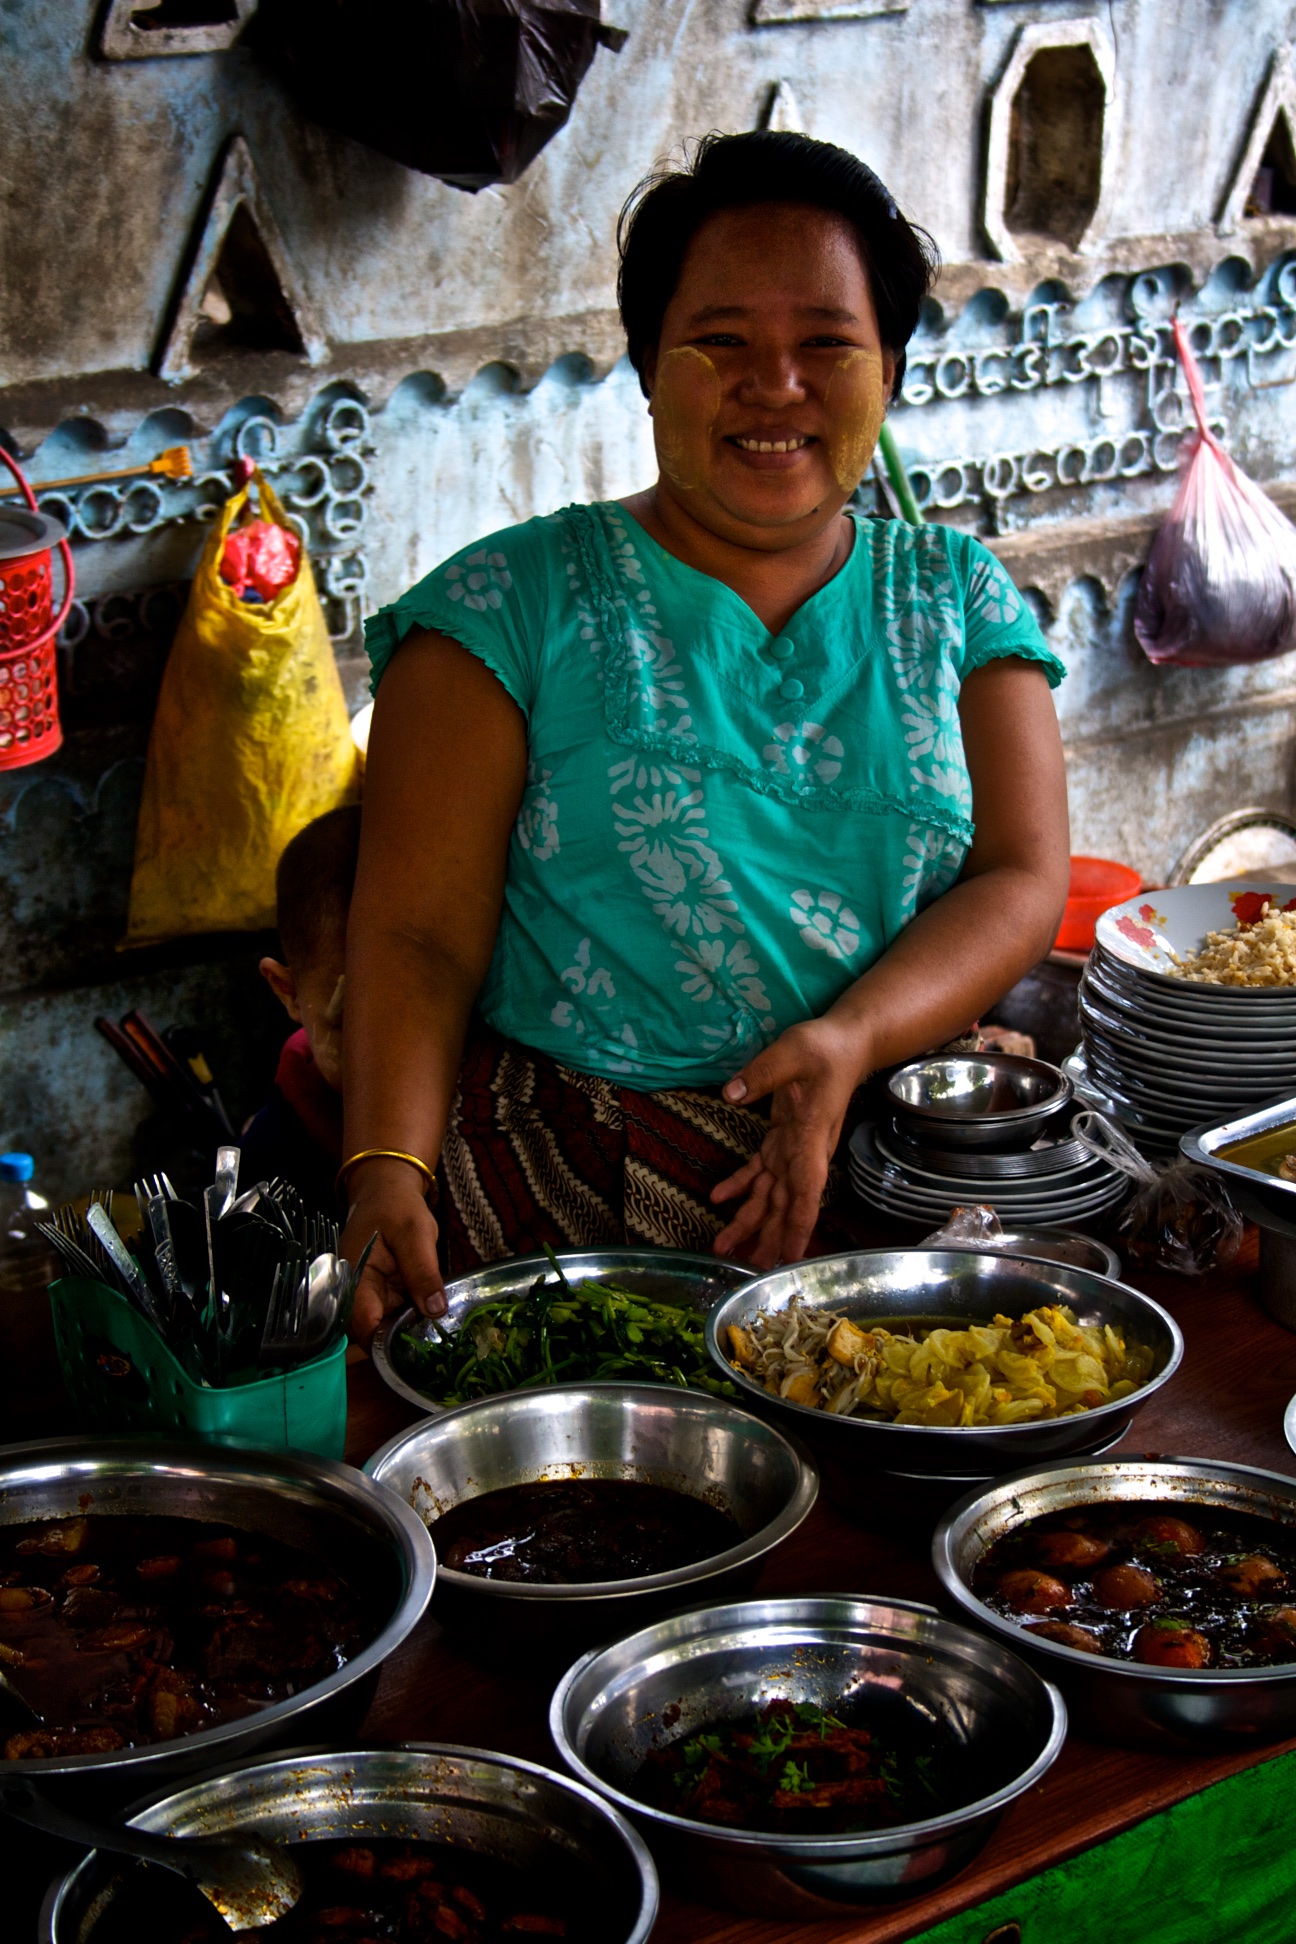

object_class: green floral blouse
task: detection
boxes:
[365,502,1064,1090]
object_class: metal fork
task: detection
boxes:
[306,1213,337,1263]
[38,1217,102,1284]
[133,1171,177,1220]
[42,1201,161,1332]
[50,1204,113,1282]
[259,1256,307,1366]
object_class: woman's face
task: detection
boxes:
[645,203,896,549]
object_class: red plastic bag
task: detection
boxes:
[220,517,301,603]
[1134,319,1296,667]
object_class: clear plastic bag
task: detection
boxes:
[920,1206,1006,1249]
[1072,1112,1242,1276]
[1134,318,1296,668]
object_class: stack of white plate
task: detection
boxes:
[1076,880,1296,1148]
[847,1121,1129,1229]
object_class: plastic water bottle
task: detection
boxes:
[0,1151,64,1429]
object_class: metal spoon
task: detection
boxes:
[213,1145,241,1219]
[301,1252,342,1350]
[0,1777,303,1930]
[0,1663,39,1729]
[228,1180,271,1218]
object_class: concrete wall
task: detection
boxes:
[2,1,1285,383]
[3,0,1296,1191]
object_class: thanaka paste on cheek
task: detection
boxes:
[651,346,722,491]
[823,349,887,492]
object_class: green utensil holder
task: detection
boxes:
[49,1277,348,1460]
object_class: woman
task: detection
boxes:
[342,131,1069,1342]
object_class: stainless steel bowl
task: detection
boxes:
[42,1744,658,1944]
[372,1247,754,1415]
[0,1439,435,1804]
[927,1227,1123,1279]
[934,1457,1296,1748]
[550,1594,1066,1919]
[888,1056,1073,1150]
[365,1382,817,1653]
[705,1250,1182,1479]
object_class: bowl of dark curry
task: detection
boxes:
[934,1457,1296,1748]
[365,1382,818,1652]
[549,1593,1065,1918]
[41,1744,658,1944]
[0,1439,434,1800]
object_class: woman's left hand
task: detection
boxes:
[710,1017,866,1269]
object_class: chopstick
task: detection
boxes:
[94,1016,189,1114]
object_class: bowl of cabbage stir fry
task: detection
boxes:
[705,1249,1182,1478]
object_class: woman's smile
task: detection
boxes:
[729,433,817,460]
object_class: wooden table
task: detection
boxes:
[346,1227,1296,1944]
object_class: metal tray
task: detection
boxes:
[1179,1090,1296,1205]
[371,1247,755,1416]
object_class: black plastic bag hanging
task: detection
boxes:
[1134,318,1296,667]
[253,0,627,190]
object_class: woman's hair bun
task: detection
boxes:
[617,130,938,398]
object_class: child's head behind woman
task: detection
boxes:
[260,804,361,1092]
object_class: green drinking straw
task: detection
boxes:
[877,421,924,526]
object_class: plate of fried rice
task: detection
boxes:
[1095,883,1296,992]
[1079,884,1296,1141]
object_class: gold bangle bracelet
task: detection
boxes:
[336,1148,438,1205]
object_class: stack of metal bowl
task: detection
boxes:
[848,1054,1131,1230]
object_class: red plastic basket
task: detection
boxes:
[0,447,73,769]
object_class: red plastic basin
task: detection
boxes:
[1055,855,1143,953]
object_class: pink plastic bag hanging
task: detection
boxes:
[1134,318,1296,667]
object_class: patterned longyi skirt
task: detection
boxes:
[437,1020,841,1279]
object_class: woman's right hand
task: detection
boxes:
[340,1161,448,1350]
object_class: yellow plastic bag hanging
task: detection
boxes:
[124,471,359,947]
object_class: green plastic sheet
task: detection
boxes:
[912,1748,1296,1944]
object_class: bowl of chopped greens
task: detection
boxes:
[365,1381,818,1651]
[550,1593,1066,1918]
[371,1247,755,1416]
